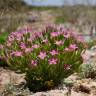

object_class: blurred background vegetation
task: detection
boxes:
[0,0,28,44]
[0,0,26,11]
[0,0,96,44]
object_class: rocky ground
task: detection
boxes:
[0,68,96,96]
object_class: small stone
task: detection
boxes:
[0,68,26,94]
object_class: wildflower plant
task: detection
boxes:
[0,25,85,92]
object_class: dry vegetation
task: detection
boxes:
[55,5,96,25]
[0,0,30,44]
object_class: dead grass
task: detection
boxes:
[55,6,96,25]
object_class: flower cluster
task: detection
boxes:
[0,25,85,92]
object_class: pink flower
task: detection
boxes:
[64,64,71,70]
[69,44,78,50]
[8,35,14,42]
[32,44,39,49]
[55,40,64,46]
[48,58,58,65]
[77,35,84,42]
[63,33,70,38]
[34,32,43,38]
[38,52,47,60]
[42,39,48,43]
[0,45,3,49]
[64,48,70,51]
[16,37,21,41]
[25,48,32,53]
[50,50,58,56]
[11,51,22,57]
[20,42,26,49]
[51,32,60,37]
[31,60,37,67]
